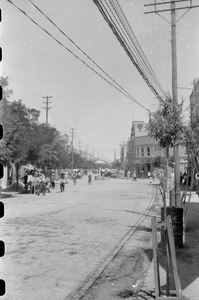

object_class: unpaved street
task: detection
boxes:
[0,177,158,300]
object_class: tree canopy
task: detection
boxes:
[0,76,80,169]
[147,96,185,149]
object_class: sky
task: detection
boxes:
[1,0,199,161]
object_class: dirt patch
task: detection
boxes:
[81,247,152,300]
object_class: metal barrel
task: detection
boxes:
[161,206,183,248]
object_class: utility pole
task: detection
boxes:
[42,96,52,126]
[70,128,76,171]
[145,0,199,206]
[170,0,181,206]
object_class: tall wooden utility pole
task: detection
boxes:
[70,128,75,171]
[42,96,52,125]
[171,0,180,206]
[145,0,199,206]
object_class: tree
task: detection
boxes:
[1,98,41,165]
[147,95,185,202]
[147,96,184,149]
[0,77,14,164]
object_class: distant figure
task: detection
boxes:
[77,169,82,179]
[127,170,131,179]
[182,172,187,185]
[59,171,66,192]
[180,171,183,185]
[50,174,55,188]
[88,171,92,185]
[147,171,151,179]
[23,171,29,191]
[37,172,46,196]
[45,177,51,193]
[72,172,77,185]
[132,171,137,182]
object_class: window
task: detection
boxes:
[137,148,139,157]
[147,147,150,156]
[141,148,144,156]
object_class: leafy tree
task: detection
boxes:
[147,96,185,203]
[0,77,14,164]
[147,96,184,148]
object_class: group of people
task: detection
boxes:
[125,170,155,183]
[22,170,51,196]
[21,168,94,194]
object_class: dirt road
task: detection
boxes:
[0,177,159,300]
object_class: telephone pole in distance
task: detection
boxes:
[42,96,52,126]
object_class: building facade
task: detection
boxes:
[122,121,187,177]
[129,121,164,177]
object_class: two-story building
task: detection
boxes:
[123,121,187,177]
[129,121,164,176]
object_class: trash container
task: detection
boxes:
[161,206,183,248]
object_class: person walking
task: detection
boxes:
[45,177,51,193]
[37,172,46,196]
[50,173,55,189]
[127,170,131,179]
[88,170,92,185]
[22,171,29,191]
[132,171,137,182]
[59,171,66,192]
[72,171,77,185]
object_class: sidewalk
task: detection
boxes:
[139,192,199,300]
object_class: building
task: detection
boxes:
[129,121,164,177]
[122,121,187,177]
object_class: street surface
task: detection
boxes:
[0,177,157,300]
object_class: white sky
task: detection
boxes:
[1,0,199,161]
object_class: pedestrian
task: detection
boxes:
[45,177,51,193]
[77,169,82,179]
[182,172,187,185]
[22,170,29,191]
[132,171,137,182]
[127,170,131,179]
[72,171,77,185]
[29,171,38,194]
[59,171,66,192]
[50,173,55,188]
[88,170,92,185]
[37,172,46,196]
[147,171,151,179]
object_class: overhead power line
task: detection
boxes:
[7,0,149,111]
[93,0,166,104]
[27,0,148,110]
